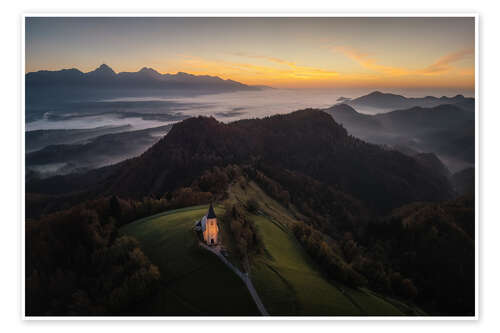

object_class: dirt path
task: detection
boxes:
[200,243,269,316]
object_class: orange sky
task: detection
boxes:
[26,17,475,90]
[169,49,474,89]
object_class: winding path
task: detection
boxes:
[199,243,269,316]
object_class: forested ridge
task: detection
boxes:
[26,110,474,316]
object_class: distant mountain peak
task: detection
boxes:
[88,63,116,76]
[329,103,358,114]
[175,71,194,77]
[137,67,162,78]
[26,64,262,101]
[139,66,151,72]
[368,91,402,97]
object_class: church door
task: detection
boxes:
[211,239,214,245]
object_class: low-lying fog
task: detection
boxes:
[26,89,343,131]
[25,88,474,177]
[27,87,462,132]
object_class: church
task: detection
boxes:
[194,204,219,245]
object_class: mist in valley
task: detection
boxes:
[25,87,475,179]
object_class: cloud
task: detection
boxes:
[230,52,340,78]
[231,52,297,67]
[173,49,474,89]
[334,46,474,76]
[418,48,474,75]
[334,47,410,76]
[182,53,340,81]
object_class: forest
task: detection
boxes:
[26,111,475,316]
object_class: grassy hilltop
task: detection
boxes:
[120,180,423,316]
[120,205,259,316]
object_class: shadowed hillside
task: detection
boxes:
[325,103,474,172]
[344,91,474,113]
[27,109,454,213]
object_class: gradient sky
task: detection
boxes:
[25,17,475,91]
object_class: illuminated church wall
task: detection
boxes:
[203,217,219,245]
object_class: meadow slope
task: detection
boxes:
[120,205,260,316]
[120,181,424,316]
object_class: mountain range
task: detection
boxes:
[325,103,475,172]
[26,64,263,104]
[343,91,475,113]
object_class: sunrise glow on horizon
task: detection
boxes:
[25,17,475,92]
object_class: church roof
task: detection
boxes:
[194,215,207,232]
[207,203,217,219]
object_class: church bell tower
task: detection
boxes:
[204,203,219,245]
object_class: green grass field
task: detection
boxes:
[120,180,422,316]
[251,214,361,315]
[120,205,260,316]
[228,181,409,316]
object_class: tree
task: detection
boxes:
[246,198,259,213]
[401,278,418,300]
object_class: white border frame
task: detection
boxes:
[20,13,479,321]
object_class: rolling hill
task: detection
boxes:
[344,91,475,113]
[226,180,422,316]
[25,125,133,153]
[325,103,475,172]
[26,125,172,177]
[27,109,453,214]
[120,205,260,315]
[119,182,424,316]
[25,108,474,316]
